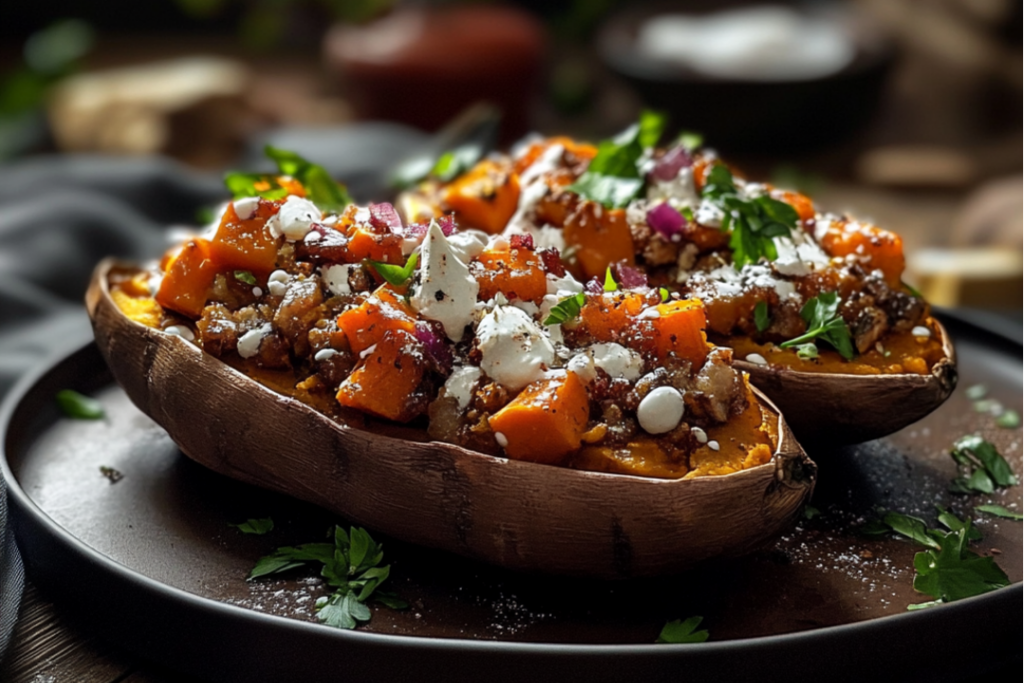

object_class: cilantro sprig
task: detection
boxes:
[862,510,1010,608]
[949,435,1018,494]
[369,252,419,288]
[248,525,407,630]
[656,616,709,644]
[231,518,274,535]
[753,300,771,333]
[700,164,799,269]
[543,292,586,326]
[779,292,855,360]
[224,146,352,212]
[566,110,666,209]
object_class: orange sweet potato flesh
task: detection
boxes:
[337,286,416,355]
[474,246,547,303]
[819,220,905,287]
[579,292,646,344]
[156,238,219,319]
[209,199,281,274]
[488,371,590,465]
[336,329,425,422]
[442,160,520,234]
[345,226,404,264]
[563,203,635,280]
[650,299,710,367]
[512,136,597,175]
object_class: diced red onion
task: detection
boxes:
[585,278,604,295]
[369,202,403,233]
[614,263,648,289]
[509,233,535,251]
[646,202,687,241]
[414,321,453,373]
[650,146,693,181]
[405,222,429,238]
[438,214,456,236]
[538,247,565,277]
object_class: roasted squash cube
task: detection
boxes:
[819,220,905,287]
[651,298,710,367]
[210,199,281,274]
[563,204,635,280]
[156,238,218,319]
[337,286,416,355]
[474,246,547,303]
[488,371,590,465]
[336,329,426,422]
[442,159,520,234]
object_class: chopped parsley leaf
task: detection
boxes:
[656,616,709,644]
[369,252,419,288]
[779,292,855,360]
[543,292,586,326]
[231,517,274,535]
[56,389,104,420]
[949,435,1017,494]
[754,300,771,333]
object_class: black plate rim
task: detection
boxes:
[2,310,1021,680]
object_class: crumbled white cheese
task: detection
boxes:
[237,323,271,359]
[773,230,831,277]
[443,366,482,410]
[477,306,555,391]
[637,386,685,434]
[567,353,597,384]
[708,440,721,451]
[494,432,509,448]
[321,264,359,297]
[694,198,724,227]
[410,221,480,341]
[912,325,931,338]
[745,353,768,365]
[446,229,488,264]
[647,166,699,209]
[354,206,371,224]
[267,269,289,297]
[591,343,644,380]
[546,273,584,297]
[232,196,260,221]
[691,426,708,444]
[638,307,661,320]
[304,231,322,244]
[164,325,194,342]
[252,286,263,298]
[269,196,321,242]
[314,348,338,362]
[546,323,564,346]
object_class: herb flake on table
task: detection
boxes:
[56,389,105,419]
[248,525,406,630]
[656,616,709,644]
[231,518,274,535]
[99,466,123,484]
[779,292,855,360]
[995,410,1020,429]
[975,504,1023,521]
[948,435,1018,494]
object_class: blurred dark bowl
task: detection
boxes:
[597,1,896,154]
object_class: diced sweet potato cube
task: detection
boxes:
[563,204,635,280]
[337,286,416,355]
[579,292,646,343]
[488,371,590,465]
[474,246,547,303]
[512,136,597,175]
[819,220,905,286]
[345,226,404,264]
[650,298,710,367]
[156,239,219,319]
[442,159,520,234]
[209,199,282,274]
[336,329,425,422]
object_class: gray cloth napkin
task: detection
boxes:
[0,123,426,660]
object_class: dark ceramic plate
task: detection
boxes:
[2,312,1020,683]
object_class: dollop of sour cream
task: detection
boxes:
[637,386,685,434]
[269,196,320,242]
[477,306,555,392]
[410,221,479,341]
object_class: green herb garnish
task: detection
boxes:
[862,510,1010,608]
[56,389,104,420]
[678,131,703,151]
[700,164,799,269]
[754,300,771,333]
[566,110,666,209]
[996,410,1020,429]
[248,525,406,630]
[949,435,1018,494]
[975,504,1023,521]
[231,518,274,535]
[543,292,587,326]
[234,270,258,286]
[603,267,618,292]
[659,287,670,303]
[225,146,352,213]
[369,252,419,288]
[964,384,987,400]
[803,504,821,520]
[902,280,924,299]
[779,292,855,360]
[795,343,819,360]
[430,144,483,182]
[656,616,709,644]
